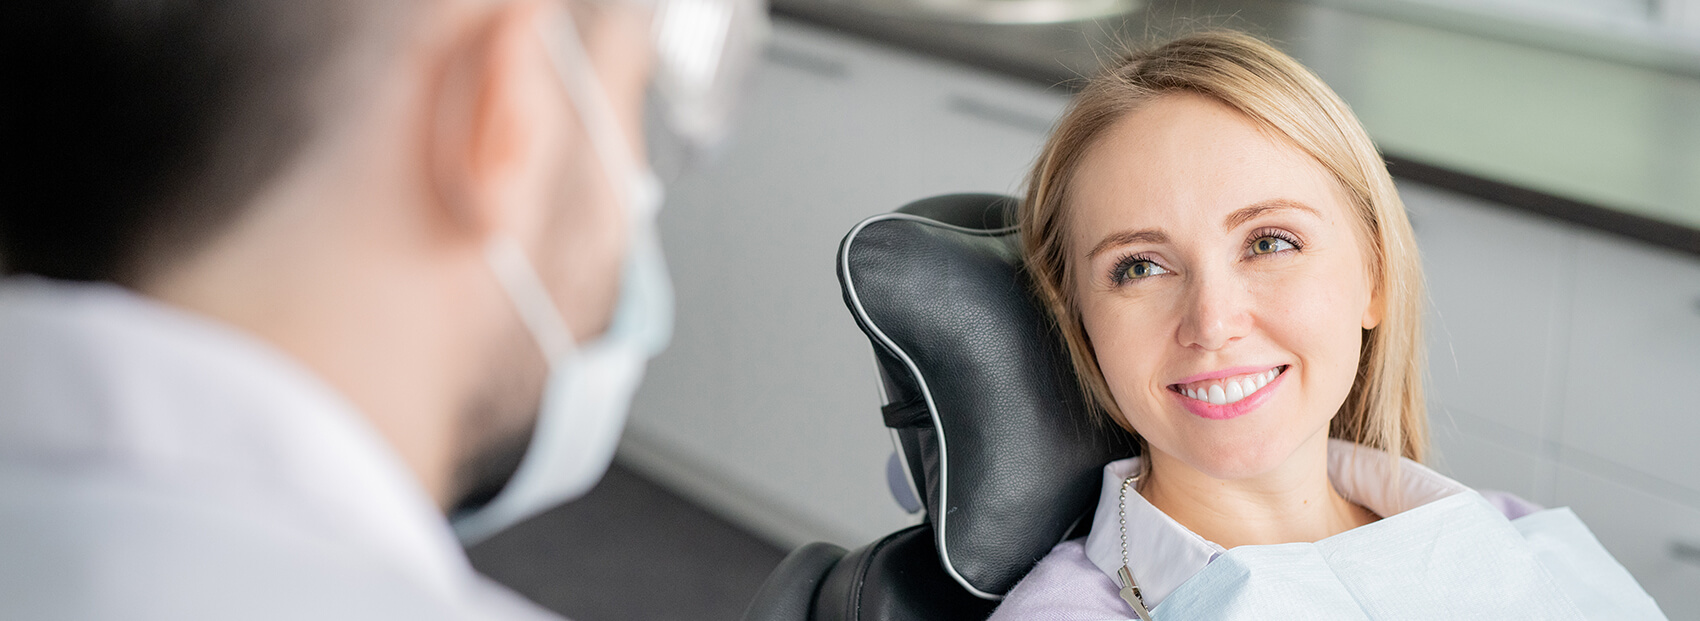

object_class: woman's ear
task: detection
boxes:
[427,0,563,243]
[1362,280,1384,330]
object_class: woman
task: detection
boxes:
[990,31,1663,620]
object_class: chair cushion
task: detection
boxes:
[836,194,1137,599]
[814,525,999,621]
[742,542,848,621]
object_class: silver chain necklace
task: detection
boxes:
[1117,474,1156,621]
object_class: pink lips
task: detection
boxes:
[1170,365,1289,421]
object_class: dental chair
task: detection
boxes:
[740,194,1137,621]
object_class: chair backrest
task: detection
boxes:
[836,193,1137,600]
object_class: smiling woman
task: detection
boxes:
[990,30,1665,620]
[1023,34,1425,473]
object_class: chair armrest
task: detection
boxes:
[742,542,849,621]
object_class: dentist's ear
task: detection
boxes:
[427,0,565,244]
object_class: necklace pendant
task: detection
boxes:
[1117,565,1155,621]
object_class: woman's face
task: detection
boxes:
[1068,93,1380,481]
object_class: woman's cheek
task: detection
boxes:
[1260,269,1352,343]
[1082,296,1167,417]
[1262,270,1367,406]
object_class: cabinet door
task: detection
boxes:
[1554,465,1700,619]
[1427,424,1551,503]
[1400,181,1573,439]
[1559,231,1700,493]
[1398,180,1573,502]
[626,18,1068,547]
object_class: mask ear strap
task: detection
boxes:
[538,8,654,218]
[486,237,577,362]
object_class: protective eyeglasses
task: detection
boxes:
[648,0,769,152]
[546,0,768,189]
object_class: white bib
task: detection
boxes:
[1150,491,1664,620]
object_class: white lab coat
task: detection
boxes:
[0,278,563,621]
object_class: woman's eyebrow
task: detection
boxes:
[1224,198,1322,230]
[1087,228,1168,259]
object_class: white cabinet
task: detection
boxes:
[1401,181,1574,444]
[1551,230,1700,618]
[621,18,1067,548]
[1400,181,1574,504]
[1427,423,1550,502]
[1555,464,1700,618]
[1402,179,1700,617]
[1560,231,1700,493]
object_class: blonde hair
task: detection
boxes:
[1021,30,1428,462]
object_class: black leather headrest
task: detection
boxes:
[836,193,1137,599]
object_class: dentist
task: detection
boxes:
[0,0,763,618]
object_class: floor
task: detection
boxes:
[466,464,788,621]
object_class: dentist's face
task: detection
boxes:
[1068,92,1381,481]
[450,3,654,510]
[533,3,654,344]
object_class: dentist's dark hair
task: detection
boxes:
[0,0,405,284]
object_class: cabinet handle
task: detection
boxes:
[764,46,849,80]
[1673,541,1700,567]
[946,94,1053,134]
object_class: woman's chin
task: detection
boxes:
[1155,434,1308,482]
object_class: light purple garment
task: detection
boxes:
[989,490,1538,621]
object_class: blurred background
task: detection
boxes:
[467,0,1700,618]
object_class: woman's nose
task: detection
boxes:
[1175,272,1254,351]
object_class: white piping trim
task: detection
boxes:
[838,210,1017,601]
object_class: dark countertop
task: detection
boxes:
[772,0,1700,255]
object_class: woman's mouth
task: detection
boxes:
[1168,365,1289,420]
[1172,366,1286,405]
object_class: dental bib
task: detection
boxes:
[1145,491,1663,620]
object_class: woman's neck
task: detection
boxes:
[1138,436,1378,549]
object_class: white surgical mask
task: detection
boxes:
[451,7,674,545]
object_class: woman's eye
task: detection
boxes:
[1119,259,1169,282]
[1250,235,1296,255]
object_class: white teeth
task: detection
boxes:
[1181,367,1285,405]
